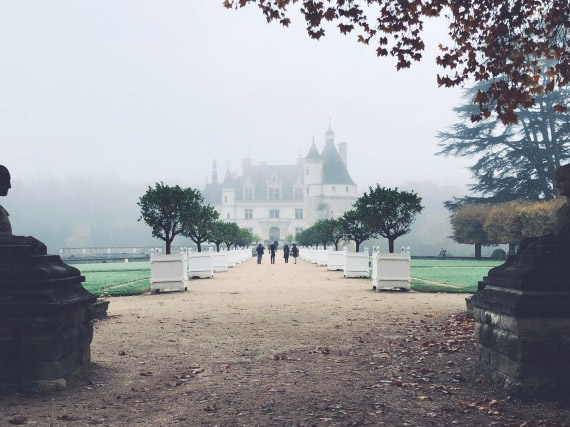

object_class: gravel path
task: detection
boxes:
[1,257,569,426]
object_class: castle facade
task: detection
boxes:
[202,125,358,242]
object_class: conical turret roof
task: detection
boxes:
[305,142,322,160]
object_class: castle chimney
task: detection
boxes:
[338,142,347,167]
[212,160,218,184]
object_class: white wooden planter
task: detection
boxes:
[150,253,188,293]
[343,251,370,278]
[372,251,411,290]
[316,250,328,267]
[227,250,237,268]
[326,251,345,271]
[188,252,214,279]
[211,252,229,272]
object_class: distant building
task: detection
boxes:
[202,124,358,242]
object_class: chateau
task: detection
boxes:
[202,125,358,242]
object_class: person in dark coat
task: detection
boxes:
[283,244,290,263]
[269,243,276,264]
[256,243,264,264]
[291,244,299,264]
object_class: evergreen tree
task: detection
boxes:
[438,81,570,208]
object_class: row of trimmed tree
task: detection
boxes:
[138,182,253,254]
[450,199,564,258]
[297,185,424,252]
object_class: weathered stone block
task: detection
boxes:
[472,236,570,396]
[0,245,96,393]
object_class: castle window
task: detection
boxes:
[306,168,309,175]
[306,188,309,195]
[269,209,280,219]
[268,188,280,200]
[346,186,349,192]
[245,209,253,220]
[294,188,303,200]
[332,186,336,193]
[295,227,304,235]
[295,209,303,220]
[244,188,253,200]
[226,213,230,219]
[331,210,334,218]
[224,195,228,203]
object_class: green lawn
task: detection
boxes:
[72,261,151,297]
[410,258,503,293]
[73,258,505,297]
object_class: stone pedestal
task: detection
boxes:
[472,236,570,396]
[0,243,96,393]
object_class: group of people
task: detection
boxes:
[256,243,299,265]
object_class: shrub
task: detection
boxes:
[491,248,507,260]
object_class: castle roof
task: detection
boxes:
[305,142,322,160]
[321,140,355,185]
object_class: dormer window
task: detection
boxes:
[332,186,336,192]
[244,187,253,200]
[268,188,280,200]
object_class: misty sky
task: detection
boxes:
[1,1,474,191]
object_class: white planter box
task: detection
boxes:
[211,252,229,272]
[227,250,236,268]
[150,253,188,292]
[188,252,214,278]
[372,252,411,290]
[326,251,345,271]
[316,250,328,267]
[343,251,370,278]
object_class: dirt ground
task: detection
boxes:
[1,256,570,426]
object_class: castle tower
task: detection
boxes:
[212,160,218,184]
[303,137,323,186]
[326,120,334,146]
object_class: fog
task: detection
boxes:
[1,1,482,255]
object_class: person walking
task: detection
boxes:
[291,244,299,264]
[283,244,290,264]
[269,243,276,264]
[256,243,265,264]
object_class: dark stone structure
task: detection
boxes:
[0,165,95,393]
[472,164,570,396]
[0,243,96,393]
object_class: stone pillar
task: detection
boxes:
[0,244,96,393]
[472,236,570,396]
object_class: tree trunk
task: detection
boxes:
[216,243,220,252]
[355,241,360,252]
[334,241,339,251]
[475,242,482,260]
[508,242,516,256]
[323,243,327,250]
[165,239,172,255]
[197,242,202,252]
[388,238,395,253]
